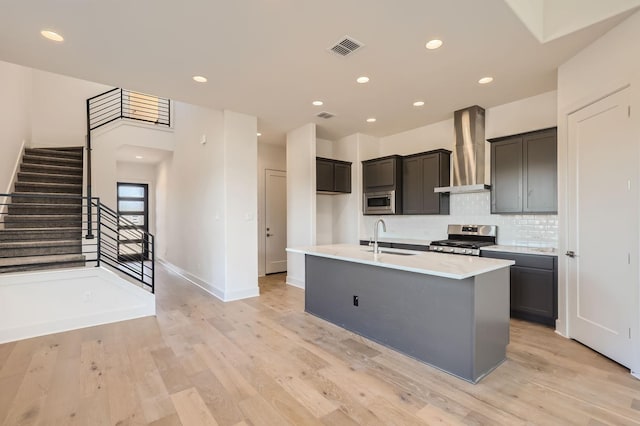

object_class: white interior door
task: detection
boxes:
[567,87,637,368]
[265,170,287,274]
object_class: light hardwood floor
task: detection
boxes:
[1,265,640,425]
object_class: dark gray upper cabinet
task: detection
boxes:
[316,157,351,194]
[402,150,451,215]
[523,130,557,213]
[362,155,402,192]
[489,127,557,214]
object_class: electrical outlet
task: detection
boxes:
[353,295,359,307]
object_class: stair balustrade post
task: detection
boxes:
[85,99,94,239]
[96,201,101,267]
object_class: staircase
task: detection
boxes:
[0,147,86,273]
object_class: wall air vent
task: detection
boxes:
[329,36,364,57]
[316,111,335,119]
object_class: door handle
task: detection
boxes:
[565,250,576,258]
[266,233,273,237]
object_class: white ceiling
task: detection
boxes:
[116,145,172,165]
[0,0,637,145]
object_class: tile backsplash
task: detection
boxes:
[361,192,558,247]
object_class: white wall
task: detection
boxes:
[30,69,111,147]
[92,123,174,208]
[159,102,227,294]
[556,10,640,361]
[0,61,31,195]
[156,106,259,301]
[221,110,259,300]
[362,91,558,246]
[286,123,316,288]
[257,143,286,276]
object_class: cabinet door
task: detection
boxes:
[402,156,423,214]
[363,161,379,190]
[364,158,396,191]
[316,159,334,192]
[512,266,555,319]
[422,154,440,214]
[334,162,351,193]
[523,129,557,213]
[491,137,523,213]
[376,159,396,188]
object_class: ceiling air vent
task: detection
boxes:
[316,111,335,119]
[329,36,364,57]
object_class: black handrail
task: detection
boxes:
[0,193,155,292]
[85,88,171,239]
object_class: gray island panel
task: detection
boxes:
[305,255,509,383]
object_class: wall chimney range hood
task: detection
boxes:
[434,105,490,194]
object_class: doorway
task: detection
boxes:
[265,170,287,274]
[117,182,149,261]
[567,86,637,369]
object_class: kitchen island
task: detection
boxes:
[286,244,514,383]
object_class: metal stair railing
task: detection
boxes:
[0,193,155,293]
[85,88,171,240]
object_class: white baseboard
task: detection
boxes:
[286,275,305,289]
[631,370,640,380]
[158,258,259,302]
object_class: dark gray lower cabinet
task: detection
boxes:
[481,250,557,326]
[305,254,510,383]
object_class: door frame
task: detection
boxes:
[264,168,287,275]
[558,82,640,376]
[117,182,150,261]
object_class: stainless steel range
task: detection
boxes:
[429,224,497,256]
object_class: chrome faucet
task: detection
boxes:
[373,218,387,254]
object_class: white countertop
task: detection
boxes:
[287,244,514,280]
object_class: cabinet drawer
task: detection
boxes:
[482,250,554,270]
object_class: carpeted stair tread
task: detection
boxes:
[0,253,85,267]
[25,148,83,160]
[17,171,83,184]
[20,163,83,176]
[0,228,82,242]
[7,207,82,216]
[7,203,82,215]
[14,181,83,194]
[9,192,83,204]
[0,239,82,258]
[22,154,83,168]
[0,239,81,249]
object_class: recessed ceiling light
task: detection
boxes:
[192,75,208,83]
[41,30,64,42]
[356,76,370,84]
[257,132,262,137]
[135,156,143,159]
[366,118,376,123]
[425,39,443,50]
[478,76,494,84]
[312,100,324,106]
[413,101,425,107]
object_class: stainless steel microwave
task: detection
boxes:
[364,191,397,215]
